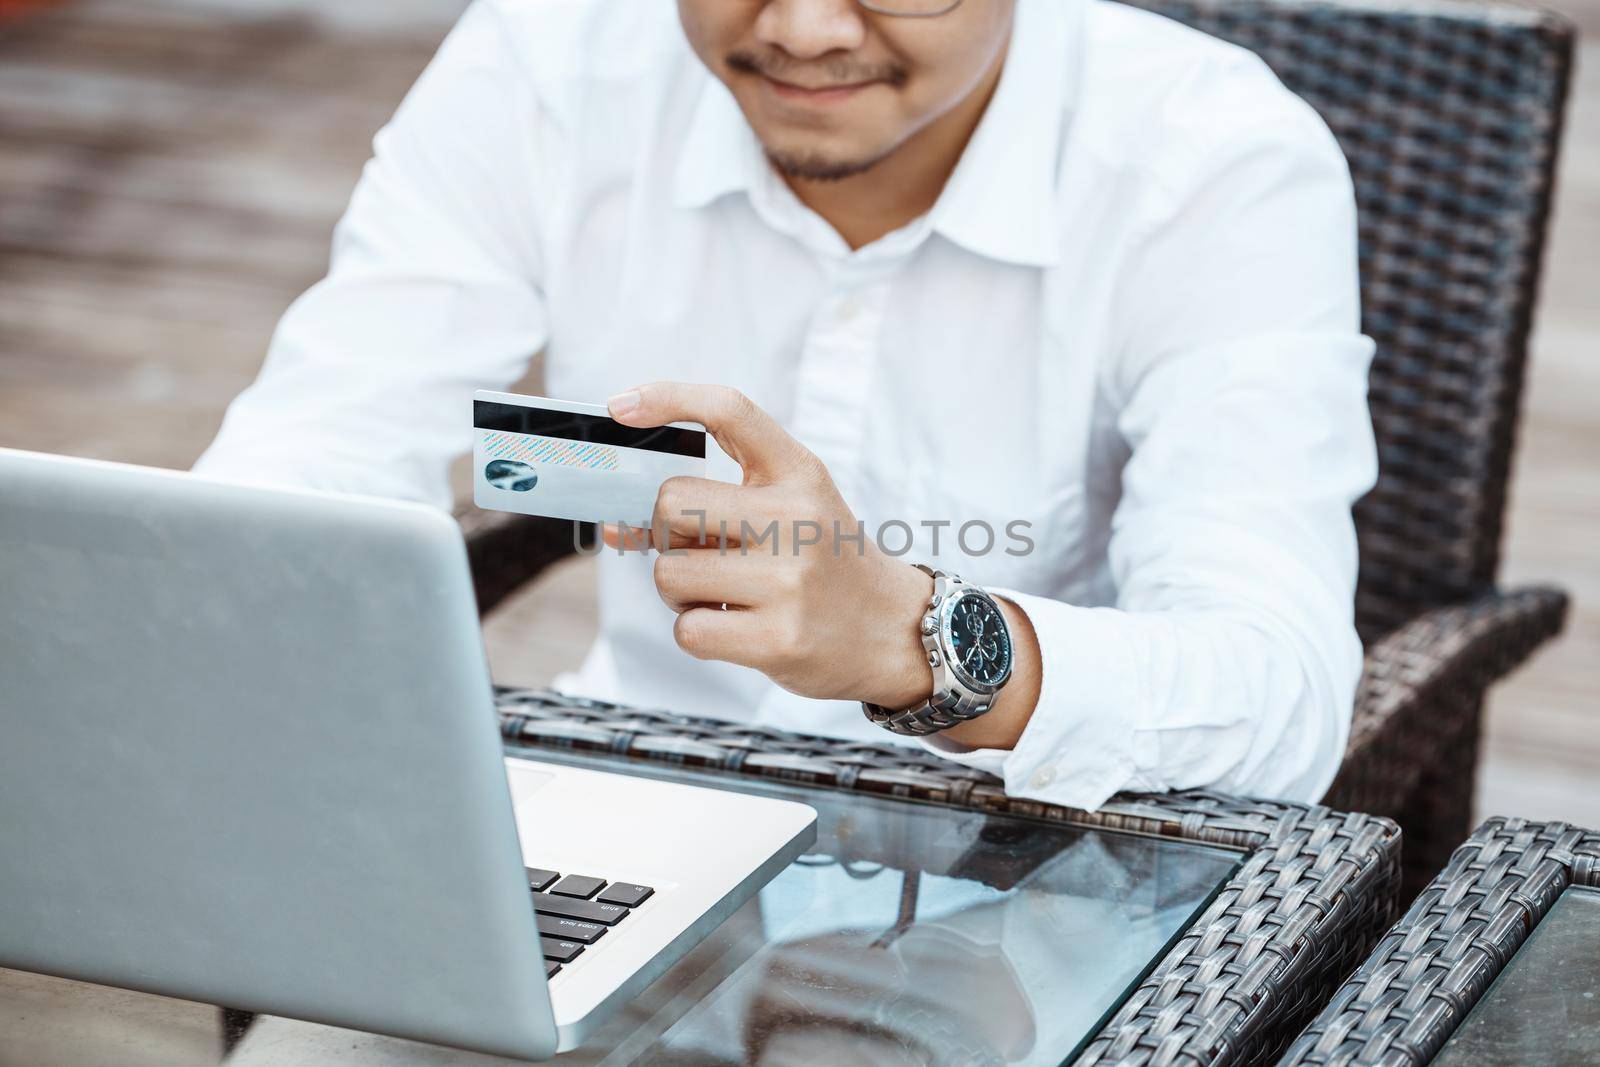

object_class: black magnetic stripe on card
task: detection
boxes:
[474,401,706,459]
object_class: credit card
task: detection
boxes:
[472,390,706,524]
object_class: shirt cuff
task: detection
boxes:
[916,588,1152,811]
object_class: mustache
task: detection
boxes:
[727,49,910,89]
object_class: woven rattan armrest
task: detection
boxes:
[1327,588,1568,820]
[1350,587,1569,756]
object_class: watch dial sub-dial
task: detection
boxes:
[946,593,1012,688]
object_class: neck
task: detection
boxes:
[784,44,1009,251]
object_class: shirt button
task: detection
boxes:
[836,297,862,322]
[1029,766,1057,790]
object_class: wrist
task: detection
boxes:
[856,560,936,710]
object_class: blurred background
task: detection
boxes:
[1,0,1594,821]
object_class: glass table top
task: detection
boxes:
[514,746,1240,1067]
[1435,884,1600,1067]
[0,744,1241,1066]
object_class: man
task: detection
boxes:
[195,0,1376,811]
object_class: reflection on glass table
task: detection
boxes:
[1433,884,1600,1067]
[508,747,1240,1067]
[219,743,1244,1065]
[227,744,1241,1065]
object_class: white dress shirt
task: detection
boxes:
[194,0,1377,810]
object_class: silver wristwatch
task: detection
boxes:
[861,564,1014,737]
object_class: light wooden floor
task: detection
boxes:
[1,0,1595,820]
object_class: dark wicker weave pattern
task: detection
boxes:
[497,688,1402,1067]
[1325,586,1567,889]
[1281,817,1600,1066]
[463,0,1574,898]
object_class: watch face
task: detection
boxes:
[947,592,1012,690]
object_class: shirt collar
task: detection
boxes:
[672,0,1080,269]
[929,0,1078,269]
[672,72,765,212]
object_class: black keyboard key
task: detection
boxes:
[532,892,629,926]
[545,960,561,978]
[540,937,585,964]
[525,867,560,893]
[597,882,654,908]
[536,914,607,944]
[549,874,607,899]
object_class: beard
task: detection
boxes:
[762,146,888,183]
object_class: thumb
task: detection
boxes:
[608,382,811,485]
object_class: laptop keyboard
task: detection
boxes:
[526,867,655,977]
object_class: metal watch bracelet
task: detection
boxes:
[861,564,1001,737]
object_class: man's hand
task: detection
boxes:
[605,382,936,710]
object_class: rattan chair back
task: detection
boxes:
[1122,0,1574,641]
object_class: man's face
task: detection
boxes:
[678,0,1015,182]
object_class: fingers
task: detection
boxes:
[672,603,792,668]
[600,478,787,553]
[653,477,750,545]
[608,382,814,485]
[599,522,657,552]
[652,550,771,613]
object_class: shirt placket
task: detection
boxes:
[788,258,898,509]
[744,160,925,511]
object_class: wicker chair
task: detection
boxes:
[462,0,1574,899]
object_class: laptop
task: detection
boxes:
[0,447,817,1060]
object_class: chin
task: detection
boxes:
[765,149,881,182]
[758,129,896,182]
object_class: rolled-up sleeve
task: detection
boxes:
[923,90,1378,810]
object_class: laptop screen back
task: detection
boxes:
[0,449,557,1060]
